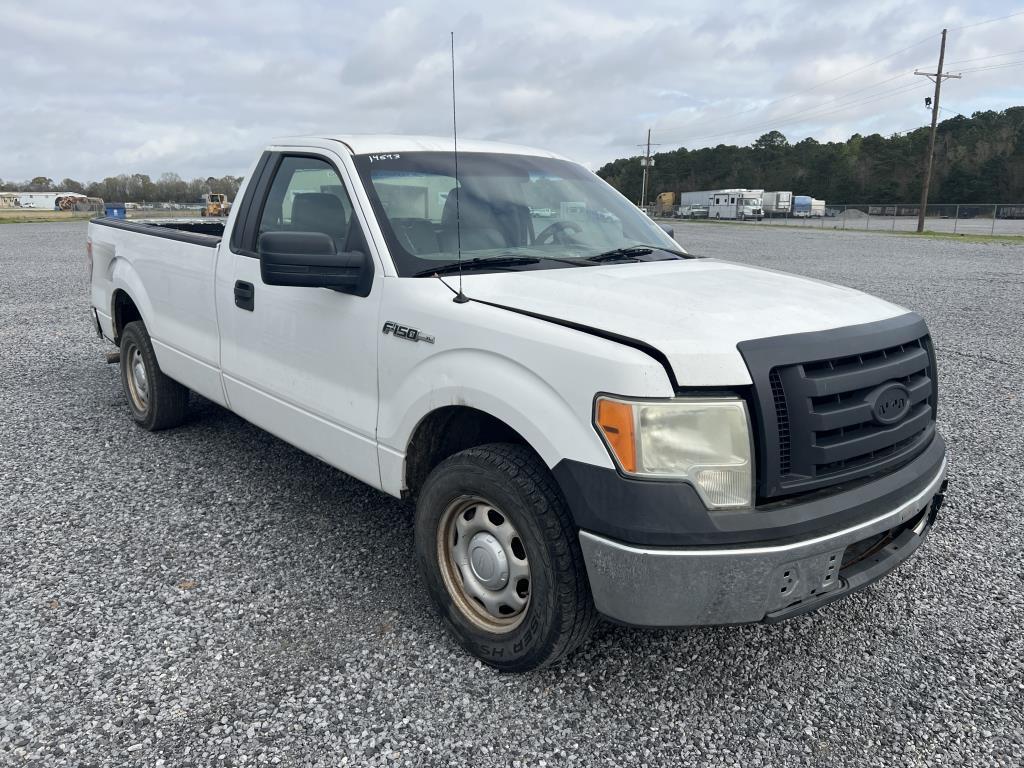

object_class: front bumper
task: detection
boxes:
[578,457,947,626]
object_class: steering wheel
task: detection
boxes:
[534,220,583,245]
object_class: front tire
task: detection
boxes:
[415,443,596,671]
[119,320,189,430]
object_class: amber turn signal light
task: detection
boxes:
[595,398,636,473]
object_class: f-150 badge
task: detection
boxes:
[382,321,435,344]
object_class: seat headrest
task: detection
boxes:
[292,192,346,231]
[441,186,504,230]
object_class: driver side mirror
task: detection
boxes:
[258,231,372,297]
[659,223,675,239]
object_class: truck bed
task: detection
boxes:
[88,214,225,404]
[90,216,224,245]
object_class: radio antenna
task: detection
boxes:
[450,31,468,303]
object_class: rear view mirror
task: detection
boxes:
[659,223,675,239]
[258,231,372,296]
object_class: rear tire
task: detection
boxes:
[415,443,596,671]
[119,320,189,430]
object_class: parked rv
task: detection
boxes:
[709,189,764,221]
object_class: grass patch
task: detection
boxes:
[0,211,95,224]
[660,217,1024,244]
[899,229,1024,244]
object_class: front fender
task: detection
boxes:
[377,347,616,496]
[374,278,674,497]
[384,346,612,465]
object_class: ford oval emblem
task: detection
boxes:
[866,382,911,425]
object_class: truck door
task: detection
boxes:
[215,150,383,489]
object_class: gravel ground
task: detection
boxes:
[1,221,1022,767]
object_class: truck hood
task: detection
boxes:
[460,259,907,386]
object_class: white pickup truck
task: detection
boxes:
[88,135,947,671]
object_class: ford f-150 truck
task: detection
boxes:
[88,135,947,671]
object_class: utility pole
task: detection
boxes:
[637,129,660,209]
[914,29,961,233]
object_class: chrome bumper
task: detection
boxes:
[579,458,947,626]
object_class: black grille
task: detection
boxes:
[738,315,938,499]
[769,369,792,475]
[774,336,935,484]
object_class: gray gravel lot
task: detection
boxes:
[2,221,1022,767]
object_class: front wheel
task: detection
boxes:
[415,443,596,671]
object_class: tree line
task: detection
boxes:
[0,173,243,203]
[597,107,1024,204]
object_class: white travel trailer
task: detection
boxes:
[762,191,793,217]
[676,190,716,207]
[793,196,826,218]
[709,189,764,221]
[19,192,59,209]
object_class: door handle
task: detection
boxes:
[234,280,254,311]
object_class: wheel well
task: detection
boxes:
[111,290,142,345]
[404,406,530,499]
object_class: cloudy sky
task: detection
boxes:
[2,1,1022,182]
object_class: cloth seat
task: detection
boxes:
[440,187,510,252]
[291,192,350,249]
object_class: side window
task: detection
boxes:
[257,156,361,251]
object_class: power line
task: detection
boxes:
[655,80,929,146]
[655,83,928,147]
[652,32,938,132]
[889,125,930,135]
[958,59,1024,74]
[655,72,921,142]
[646,18,1019,155]
[943,48,1024,66]
[948,9,1024,31]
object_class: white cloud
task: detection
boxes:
[0,0,1021,181]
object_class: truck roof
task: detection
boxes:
[275,134,572,161]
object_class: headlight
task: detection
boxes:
[595,396,753,509]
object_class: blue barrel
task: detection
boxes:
[105,202,126,219]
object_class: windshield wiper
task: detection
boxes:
[414,254,593,277]
[586,246,652,263]
[413,256,541,277]
[586,245,687,263]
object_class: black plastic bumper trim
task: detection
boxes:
[552,432,946,547]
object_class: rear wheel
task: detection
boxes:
[119,321,189,430]
[415,443,596,671]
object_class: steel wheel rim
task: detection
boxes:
[125,344,150,413]
[436,495,532,634]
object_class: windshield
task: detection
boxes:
[741,198,760,206]
[352,152,683,276]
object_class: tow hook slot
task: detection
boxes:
[778,566,799,597]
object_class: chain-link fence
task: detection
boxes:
[752,204,1024,236]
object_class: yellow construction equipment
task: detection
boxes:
[201,193,231,217]
[654,191,676,216]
